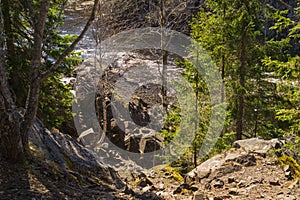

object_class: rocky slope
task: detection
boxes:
[1,120,299,200]
[121,138,300,200]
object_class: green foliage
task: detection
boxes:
[38,74,73,128]
[277,154,300,179]
[262,5,300,137]
[3,0,81,129]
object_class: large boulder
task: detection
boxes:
[232,138,282,155]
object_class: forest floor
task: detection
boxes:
[0,157,130,200]
[1,147,299,200]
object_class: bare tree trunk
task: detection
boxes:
[193,73,199,168]
[160,0,168,112]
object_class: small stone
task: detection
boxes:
[158,183,165,190]
[277,191,284,195]
[142,185,155,192]
[283,165,291,172]
[213,179,224,188]
[193,192,207,200]
[228,177,235,184]
[190,186,199,191]
[205,183,211,190]
[137,177,153,187]
[228,188,239,195]
[160,167,166,172]
[214,197,223,200]
[173,187,182,194]
[285,171,292,180]
[269,180,280,186]
[237,180,247,188]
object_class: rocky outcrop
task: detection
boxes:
[29,118,125,189]
[185,138,283,184]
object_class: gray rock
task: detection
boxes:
[186,138,284,184]
[29,118,125,189]
[193,192,207,200]
[233,138,282,155]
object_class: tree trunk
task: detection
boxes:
[160,0,168,112]
[0,14,24,162]
[0,111,25,163]
[0,0,99,163]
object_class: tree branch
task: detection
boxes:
[41,0,100,80]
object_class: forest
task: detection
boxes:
[0,0,299,199]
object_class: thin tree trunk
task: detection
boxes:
[193,73,199,168]
[0,0,99,163]
[21,0,50,151]
[160,0,168,112]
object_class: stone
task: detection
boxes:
[142,185,155,192]
[269,180,281,186]
[193,192,207,200]
[213,179,225,188]
[228,177,235,184]
[225,153,257,167]
[228,188,239,195]
[190,186,199,192]
[213,197,224,200]
[158,183,165,190]
[233,138,282,155]
[173,187,182,194]
[137,177,153,188]
[237,180,247,188]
